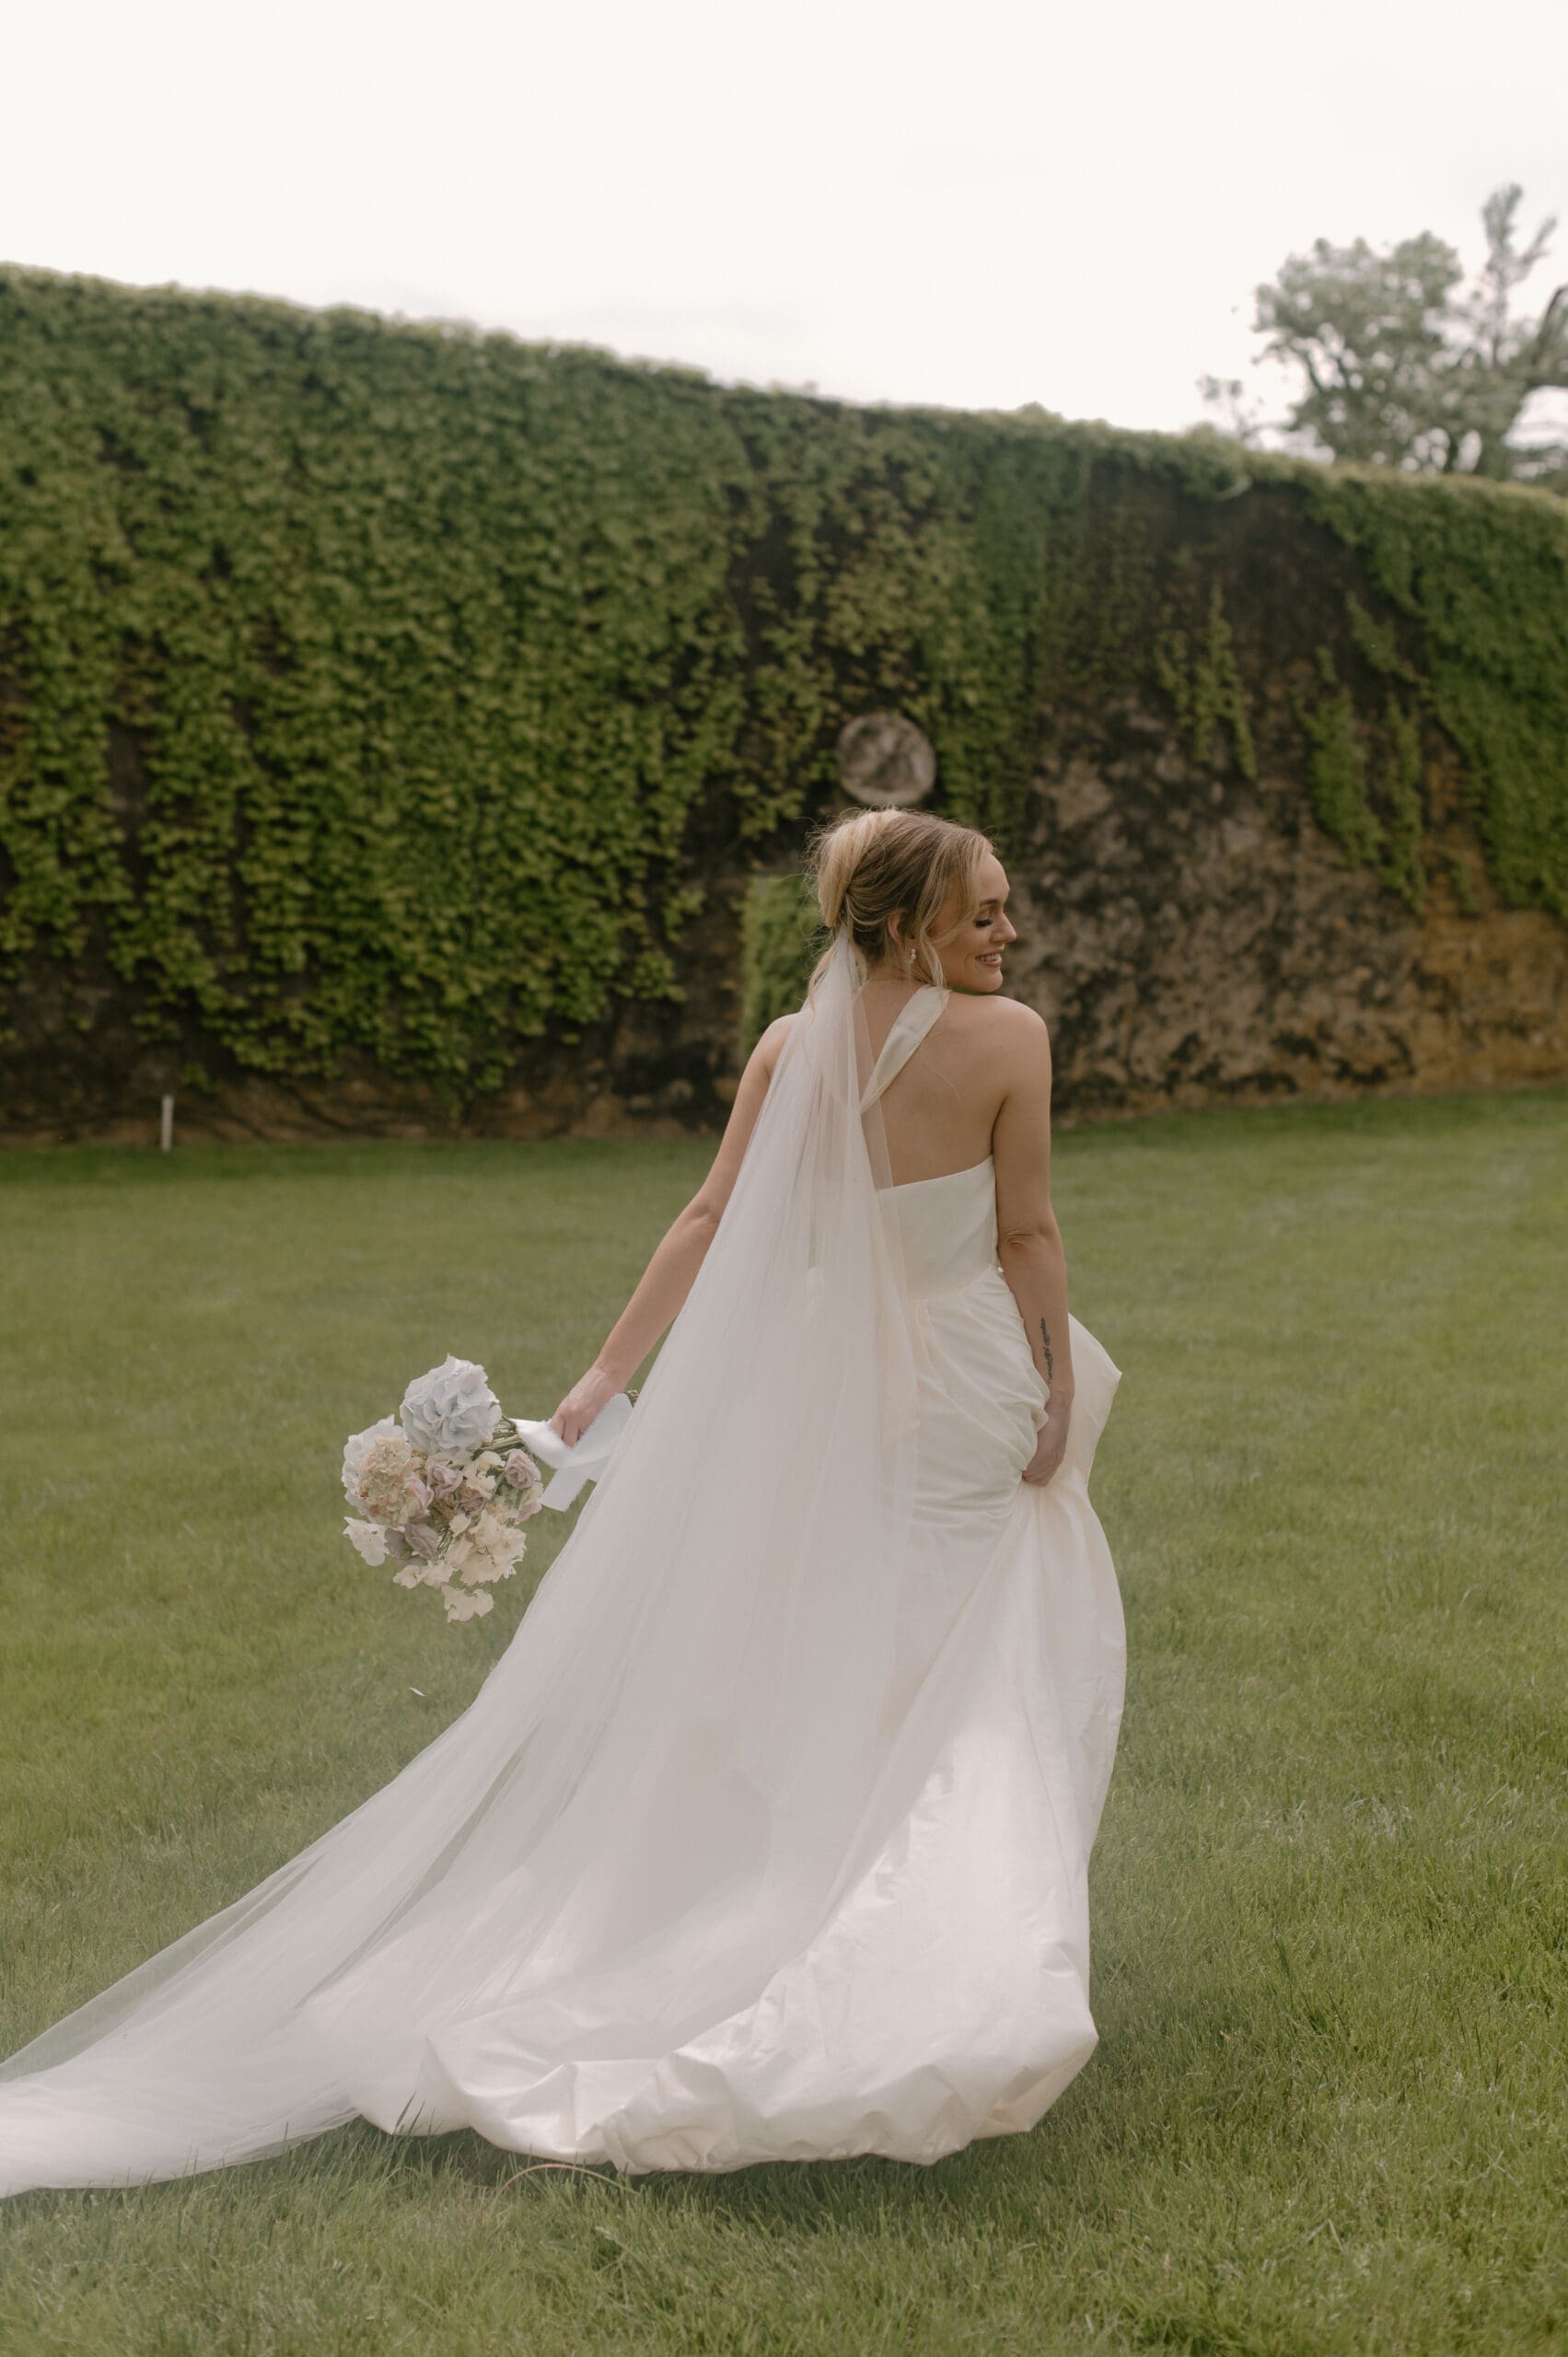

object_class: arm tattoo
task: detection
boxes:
[1038,1318,1054,1383]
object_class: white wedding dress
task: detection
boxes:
[0,939,1124,2194]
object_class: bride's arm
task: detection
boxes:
[549,1014,795,1445]
[992,1005,1074,1487]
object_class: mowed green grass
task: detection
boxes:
[0,1093,1563,2357]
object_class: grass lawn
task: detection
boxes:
[1,1092,1563,2356]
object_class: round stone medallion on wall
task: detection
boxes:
[836,711,936,808]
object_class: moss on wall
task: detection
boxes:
[1154,581,1258,780]
[0,266,1562,1111]
[1303,470,1568,916]
[738,873,826,1058]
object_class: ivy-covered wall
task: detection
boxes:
[0,264,1563,1138]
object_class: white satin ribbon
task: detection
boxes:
[507,1391,635,1510]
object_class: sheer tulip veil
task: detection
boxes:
[0,931,1124,2191]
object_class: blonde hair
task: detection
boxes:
[805,807,995,989]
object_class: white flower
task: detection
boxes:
[453,1511,528,1586]
[400,1357,501,1459]
[344,1516,389,1567]
[343,1417,400,1509]
[441,1584,494,1623]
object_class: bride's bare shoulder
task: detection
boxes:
[941,994,1051,1110]
[946,991,1050,1051]
[756,1012,798,1075]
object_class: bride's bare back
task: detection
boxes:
[858,978,1045,1190]
[554,840,1065,1459]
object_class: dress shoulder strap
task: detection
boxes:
[858,987,947,1111]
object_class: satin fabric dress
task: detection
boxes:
[0,979,1124,2189]
[331,1192,1125,2173]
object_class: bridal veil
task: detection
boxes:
[0,929,975,2189]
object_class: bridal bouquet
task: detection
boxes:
[342,1355,546,1624]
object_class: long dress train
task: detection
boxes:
[0,938,1124,2191]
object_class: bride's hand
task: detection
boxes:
[550,1365,621,1449]
[1021,1404,1069,1488]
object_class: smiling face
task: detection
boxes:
[927,851,1017,993]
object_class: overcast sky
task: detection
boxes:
[5,0,1566,439]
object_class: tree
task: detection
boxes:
[1202,185,1568,490]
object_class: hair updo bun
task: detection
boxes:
[805,807,994,988]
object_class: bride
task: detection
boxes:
[0,807,1124,2194]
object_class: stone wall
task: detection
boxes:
[1018,717,1563,1120]
[10,735,1560,1148]
[1,271,1562,1144]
